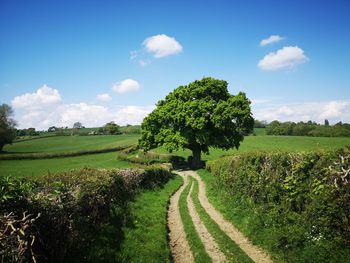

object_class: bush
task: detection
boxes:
[265,120,350,137]
[206,147,350,261]
[116,146,173,165]
[0,167,173,262]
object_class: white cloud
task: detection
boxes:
[143,34,183,58]
[12,85,62,109]
[96,93,112,102]
[113,105,155,125]
[320,101,350,119]
[12,86,153,130]
[258,46,309,71]
[260,35,285,46]
[253,100,350,123]
[112,79,140,94]
[60,103,112,126]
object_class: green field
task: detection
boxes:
[152,135,350,161]
[3,134,138,154]
[1,133,350,178]
[0,152,139,178]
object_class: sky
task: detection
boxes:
[1,0,350,129]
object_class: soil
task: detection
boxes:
[167,172,194,263]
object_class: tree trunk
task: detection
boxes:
[191,147,202,169]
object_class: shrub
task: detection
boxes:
[116,146,172,165]
[206,147,350,261]
[0,167,173,262]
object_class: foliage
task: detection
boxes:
[266,120,350,137]
[104,122,121,135]
[0,167,173,262]
[254,119,267,128]
[120,125,141,134]
[16,128,38,137]
[139,77,254,168]
[116,146,173,165]
[73,122,83,129]
[206,147,350,262]
[0,104,17,152]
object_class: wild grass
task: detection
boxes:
[114,175,183,262]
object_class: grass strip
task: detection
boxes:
[179,177,211,263]
[190,179,253,263]
[115,175,183,263]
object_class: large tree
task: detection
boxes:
[0,104,17,152]
[139,77,254,168]
[104,121,120,135]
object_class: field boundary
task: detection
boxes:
[0,145,133,160]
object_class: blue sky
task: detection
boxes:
[1,0,350,129]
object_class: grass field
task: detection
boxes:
[1,132,349,178]
[3,134,139,154]
[0,152,138,178]
[152,135,350,161]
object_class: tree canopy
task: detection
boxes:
[73,122,83,129]
[0,104,17,152]
[138,77,254,168]
[104,121,121,135]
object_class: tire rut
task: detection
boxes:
[188,170,273,263]
[186,180,227,262]
[168,172,194,263]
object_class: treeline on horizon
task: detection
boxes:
[14,120,350,139]
[15,124,142,138]
[255,119,350,137]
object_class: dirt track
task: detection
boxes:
[167,172,194,263]
[168,170,273,263]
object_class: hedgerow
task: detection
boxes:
[116,146,172,165]
[206,147,350,262]
[0,166,173,262]
[0,145,132,160]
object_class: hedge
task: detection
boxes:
[0,166,173,262]
[206,147,350,262]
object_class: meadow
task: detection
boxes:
[1,130,350,262]
[1,131,350,178]
[152,135,350,161]
[0,152,137,178]
[3,134,138,154]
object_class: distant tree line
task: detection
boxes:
[265,120,350,137]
